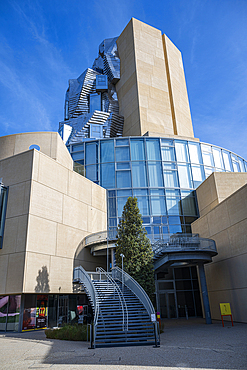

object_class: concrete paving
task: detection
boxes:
[0,318,246,370]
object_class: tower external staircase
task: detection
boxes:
[73,266,159,348]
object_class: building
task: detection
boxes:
[0,18,247,333]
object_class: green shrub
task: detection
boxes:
[45,324,88,341]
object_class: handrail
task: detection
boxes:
[96,267,128,331]
[112,266,155,318]
[73,266,100,333]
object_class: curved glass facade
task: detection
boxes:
[69,137,247,243]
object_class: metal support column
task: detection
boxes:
[198,263,212,324]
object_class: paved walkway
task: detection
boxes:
[0,318,246,369]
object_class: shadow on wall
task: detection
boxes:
[34,266,50,293]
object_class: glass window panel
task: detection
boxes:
[133,189,148,196]
[116,171,131,188]
[108,190,116,198]
[163,168,179,188]
[132,162,147,187]
[168,216,182,225]
[191,165,205,188]
[245,161,247,172]
[117,190,132,196]
[169,225,182,234]
[86,165,98,182]
[162,226,169,234]
[166,189,180,197]
[150,189,165,196]
[188,142,202,164]
[205,167,214,178]
[231,154,240,172]
[116,147,130,162]
[153,216,161,224]
[142,216,150,224]
[181,194,197,216]
[90,124,103,138]
[0,296,8,330]
[239,158,245,172]
[222,151,232,171]
[146,139,161,160]
[109,218,117,227]
[175,141,189,162]
[148,162,164,187]
[212,148,224,169]
[130,139,145,160]
[161,139,174,146]
[85,142,98,165]
[117,197,128,217]
[116,139,129,146]
[162,216,168,224]
[72,144,84,152]
[72,152,84,161]
[177,164,193,188]
[153,226,161,238]
[89,93,101,112]
[151,196,167,216]
[166,197,182,215]
[136,196,150,216]
[108,197,116,217]
[7,295,21,331]
[117,162,130,170]
[101,163,115,188]
[144,226,152,234]
[201,144,214,167]
[100,140,114,162]
[161,146,175,161]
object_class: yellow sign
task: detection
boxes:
[220,303,231,315]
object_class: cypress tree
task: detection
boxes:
[115,197,155,299]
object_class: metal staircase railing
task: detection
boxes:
[73,266,100,343]
[112,266,155,318]
[95,267,128,332]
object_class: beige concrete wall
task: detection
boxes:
[0,132,73,170]
[196,172,247,217]
[0,134,107,295]
[192,175,247,323]
[116,18,194,139]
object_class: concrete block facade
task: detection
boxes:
[192,173,247,323]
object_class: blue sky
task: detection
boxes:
[0,0,247,159]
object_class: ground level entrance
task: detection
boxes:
[156,266,202,319]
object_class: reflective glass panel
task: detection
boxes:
[168,216,182,225]
[222,151,232,171]
[163,164,179,188]
[161,139,174,146]
[116,147,130,161]
[72,152,84,161]
[191,165,205,188]
[116,171,131,188]
[150,189,165,196]
[117,162,130,170]
[212,148,224,169]
[161,146,175,161]
[132,162,147,187]
[86,165,98,182]
[201,145,214,167]
[89,93,101,112]
[239,158,246,172]
[205,167,214,178]
[134,189,148,196]
[108,197,116,217]
[116,139,129,146]
[188,142,202,164]
[231,154,240,172]
[146,139,161,160]
[181,194,197,216]
[136,196,150,216]
[151,196,167,216]
[72,144,84,152]
[169,225,182,234]
[166,196,182,215]
[117,190,132,196]
[177,164,193,188]
[148,162,163,187]
[7,295,21,331]
[130,139,145,160]
[100,140,114,162]
[117,197,128,217]
[175,141,189,162]
[101,163,115,188]
[85,142,98,165]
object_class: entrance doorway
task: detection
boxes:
[159,291,178,319]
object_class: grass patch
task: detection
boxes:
[45,324,88,341]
